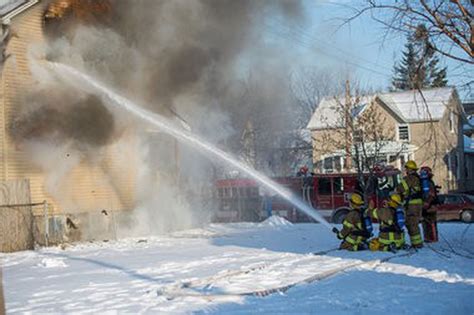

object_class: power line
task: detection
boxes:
[264,22,390,78]
[267,17,393,73]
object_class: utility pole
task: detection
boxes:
[344,79,352,170]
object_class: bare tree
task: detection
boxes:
[287,68,343,173]
[342,0,473,98]
[312,80,403,201]
[290,68,340,129]
[345,0,472,64]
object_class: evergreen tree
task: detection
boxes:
[392,25,448,91]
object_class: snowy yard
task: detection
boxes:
[2,218,474,314]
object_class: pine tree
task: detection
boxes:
[391,25,448,91]
[392,42,418,91]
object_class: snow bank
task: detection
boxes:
[257,215,293,228]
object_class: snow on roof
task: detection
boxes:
[306,96,373,130]
[324,141,418,158]
[377,87,455,122]
[0,0,27,16]
[307,87,456,130]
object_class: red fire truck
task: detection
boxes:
[213,166,401,223]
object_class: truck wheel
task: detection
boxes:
[461,210,473,223]
[333,210,349,224]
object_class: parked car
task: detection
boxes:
[433,194,474,223]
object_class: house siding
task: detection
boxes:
[408,96,461,192]
[0,3,137,217]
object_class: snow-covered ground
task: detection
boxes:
[2,217,474,314]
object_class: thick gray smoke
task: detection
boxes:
[20,0,308,237]
[11,91,116,149]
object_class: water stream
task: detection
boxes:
[47,62,332,230]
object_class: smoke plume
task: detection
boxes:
[18,0,308,237]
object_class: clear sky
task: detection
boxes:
[265,0,472,101]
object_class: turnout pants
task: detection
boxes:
[406,204,423,247]
[422,210,438,243]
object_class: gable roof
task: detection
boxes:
[306,95,373,130]
[307,87,456,130]
[377,87,455,123]
[0,0,38,24]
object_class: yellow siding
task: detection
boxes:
[0,3,137,216]
[3,4,46,214]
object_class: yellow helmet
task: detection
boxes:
[369,237,381,251]
[350,193,364,207]
[388,193,403,208]
[404,160,418,171]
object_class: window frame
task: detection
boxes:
[449,111,455,133]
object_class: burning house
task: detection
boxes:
[0,0,139,251]
[0,0,310,251]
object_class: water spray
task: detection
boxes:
[47,62,333,230]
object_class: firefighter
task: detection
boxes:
[420,166,439,243]
[332,193,372,251]
[366,194,406,252]
[396,160,424,248]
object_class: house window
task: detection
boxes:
[397,124,410,141]
[449,111,455,133]
[447,151,453,181]
[353,130,363,143]
[323,157,333,172]
[388,155,398,163]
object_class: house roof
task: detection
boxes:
[307,87,456,130]
[306,95,373,130]
[0,0,38,23]
[377,87,455,122]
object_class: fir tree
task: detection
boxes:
[392,25,448,91]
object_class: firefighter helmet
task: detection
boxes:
[350,193,364,207]
[404,160,418,171]
[420,166,433,177]
[388,193,403,208]
[369,237,381,251]
[373,164,385,177]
